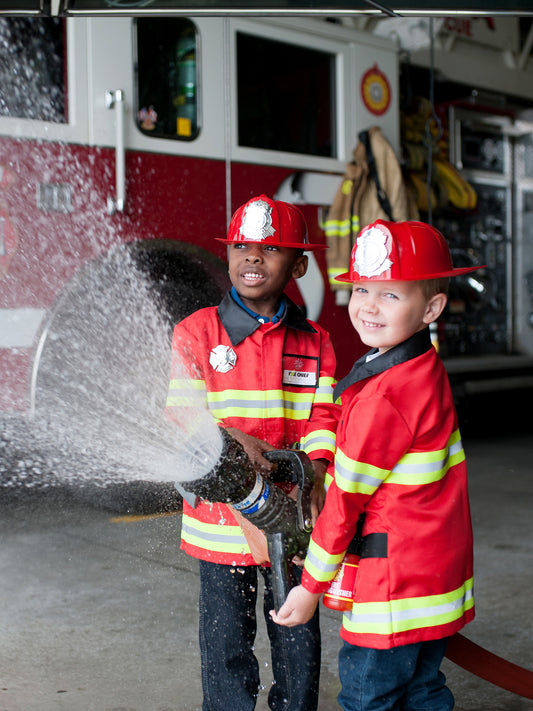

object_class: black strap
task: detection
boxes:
[347,512,388,559]
[359,129,394,221]
[358,532,388,559]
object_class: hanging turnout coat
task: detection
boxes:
[302,328,475,649]
[165,291,339,566]
[323,126,419,291]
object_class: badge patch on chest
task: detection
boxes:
[209,345,237,373]
[282,354,319,387]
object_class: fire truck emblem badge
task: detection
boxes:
[354,226,392,277]
[209,344,237,373]
[239,200,276,241]
[360,64,391,116]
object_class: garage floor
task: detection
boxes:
[1,427,533,711]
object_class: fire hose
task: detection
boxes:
[179,429,533,699]
[445,633,533,700]
[180,427,314,611]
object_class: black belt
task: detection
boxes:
[350,532,388,559]
[347,513,388,559]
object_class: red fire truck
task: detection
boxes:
[1,13,533,443]
[0,15,398,418]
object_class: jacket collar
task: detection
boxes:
[217,290,316,346]
[334,328,433,402]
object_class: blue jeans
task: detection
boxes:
[198,560,321,711]
[337,638,454,711]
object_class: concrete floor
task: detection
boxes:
[1,427,533,711]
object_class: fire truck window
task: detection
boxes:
[0,18,65,122]
[237,32,336,157]
[135,18,199,141]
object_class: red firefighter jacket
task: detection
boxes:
[165,291,338,565]
[302,328,474,649]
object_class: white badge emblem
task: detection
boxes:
[354,226,393,277]
[239,200,276,242]
[209,345,237,373]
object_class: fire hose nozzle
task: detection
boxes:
[179,428,315,610]
[262,448,315,534]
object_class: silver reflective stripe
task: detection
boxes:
[315,383,334,398]
[336,458,384,489]
[392,446,460,474]
[449,438,463,456]
[348,591,472,626]
[304,432,335,449]
[305,546,339,576]
[181,521,247,546]
[207,396,312,412]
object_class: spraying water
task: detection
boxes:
[1,244,224,497]
[0,19,230,501]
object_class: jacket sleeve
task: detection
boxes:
[299,326,340,464]
[301,391,411,593]
[164,316,212,429]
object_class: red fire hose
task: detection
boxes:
[445,633,533,700]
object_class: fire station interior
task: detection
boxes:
[395,58,533,433]
[1,10,533,711]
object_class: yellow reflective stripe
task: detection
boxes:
[301,428,336,456]
[207,389,315,421]
[323,214,360,237]
[314,393,334,405]
[168,378,205,392]
[323,218,352,238]
[305,537,345,582]
[343,577,474,636]
[208,389,317,404]
[166,378,206,407]
[327,267,346,278]
[335,448,389,495]
[328,268,347,285]
[319,376,336,389]
[341,179,353,195]
[324,471,333,490]
[181,514,249,554]
[314,376,336,404]
[387,430,465,486]
[323,214,360,239]
[335,430,465,494]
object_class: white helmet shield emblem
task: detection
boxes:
[354,226,393,277]
[239,200,276,242]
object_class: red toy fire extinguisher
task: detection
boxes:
[322,538,360,612]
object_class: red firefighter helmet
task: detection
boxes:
[336,219,485,283]
[216,194,327,250]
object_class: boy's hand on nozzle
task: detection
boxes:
[225,427,275,474]
[269,585,321,627]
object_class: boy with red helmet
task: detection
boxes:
[271,219,481,711]
[165,195,338,710]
